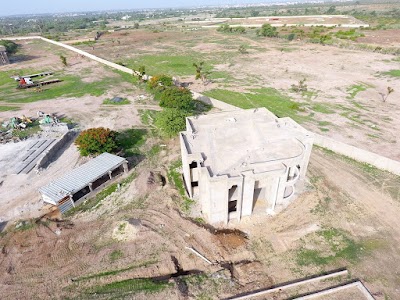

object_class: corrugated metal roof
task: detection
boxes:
[39,153,126,203]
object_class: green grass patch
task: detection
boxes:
[117,128,147,157]
[382,70,400,77]
[139,109,159,126]
[0,105,19,112]
[310,103,335,114]
[203,88,310,123]
[125,54,211,77]
[168,160,195,213]
[109,250,123,262]
[319,127,329,132]
[75,260,157,282]
[296,228,363,266]
[86,278,172,296]
[346,83,371,99]
[72,40,97,47]
[0,69,131,103]
[103,98,130,105]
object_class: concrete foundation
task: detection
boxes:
[180,108,314,225]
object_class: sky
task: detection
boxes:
[0,0,283,16]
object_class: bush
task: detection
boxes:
[217,24,232,33]
[155,109,189,137]
[147,74,173,90]
[0,40,18,54]
[257,24,278,37]
[75,127,118,156]
[287,33,296,41]
[159,86,194,111]
[234,26,246,34]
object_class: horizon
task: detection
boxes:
[0,0,322,17]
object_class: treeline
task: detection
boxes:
[0,15,108,36]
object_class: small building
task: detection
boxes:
[179,108,314,224]
[39,153,128,213]
[0,45,9,65]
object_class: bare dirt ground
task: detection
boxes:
[0,142,399,299]
[357,29,400,47]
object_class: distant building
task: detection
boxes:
[180,108,314,224]
[0,45,10,65]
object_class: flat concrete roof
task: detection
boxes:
[39,153,126,203]
[0,45,6,52]
[182,108,311,177]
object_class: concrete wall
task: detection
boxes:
[36,130,76,170]
[314,134,400,176]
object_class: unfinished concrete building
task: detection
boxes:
[0,45,9,65]
[39,153,128,213]
[180,108,314,224]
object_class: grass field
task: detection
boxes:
[203,88,312,123]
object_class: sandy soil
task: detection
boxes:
[357,29,400,47]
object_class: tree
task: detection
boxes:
[138,65,146,81]
[59,55,67,67]
[193,62,210,84]
[155,108,189,137]
[75,127,118,156]
[0,40,18,54]
[250,10,260,17]
[257,23,278,37]
[159,86,194,111]
[326,6,336,14]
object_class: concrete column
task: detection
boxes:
[241,171,255,217]
[108,170,113,180]
[236,177,245,222]
[69,195,75,207]
[122,162,128,173]
[88,183,93,192]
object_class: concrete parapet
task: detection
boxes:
[314,134,400,176]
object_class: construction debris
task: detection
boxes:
[10,71,62,89]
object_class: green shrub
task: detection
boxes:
[234,26,246,34]
[159,86,194,111]
[155,108,189,137]
[217,24,232,33]
[287,33,296,41]
[257,24,278,37]
[147,74,173,90]
[75,127,118,156]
